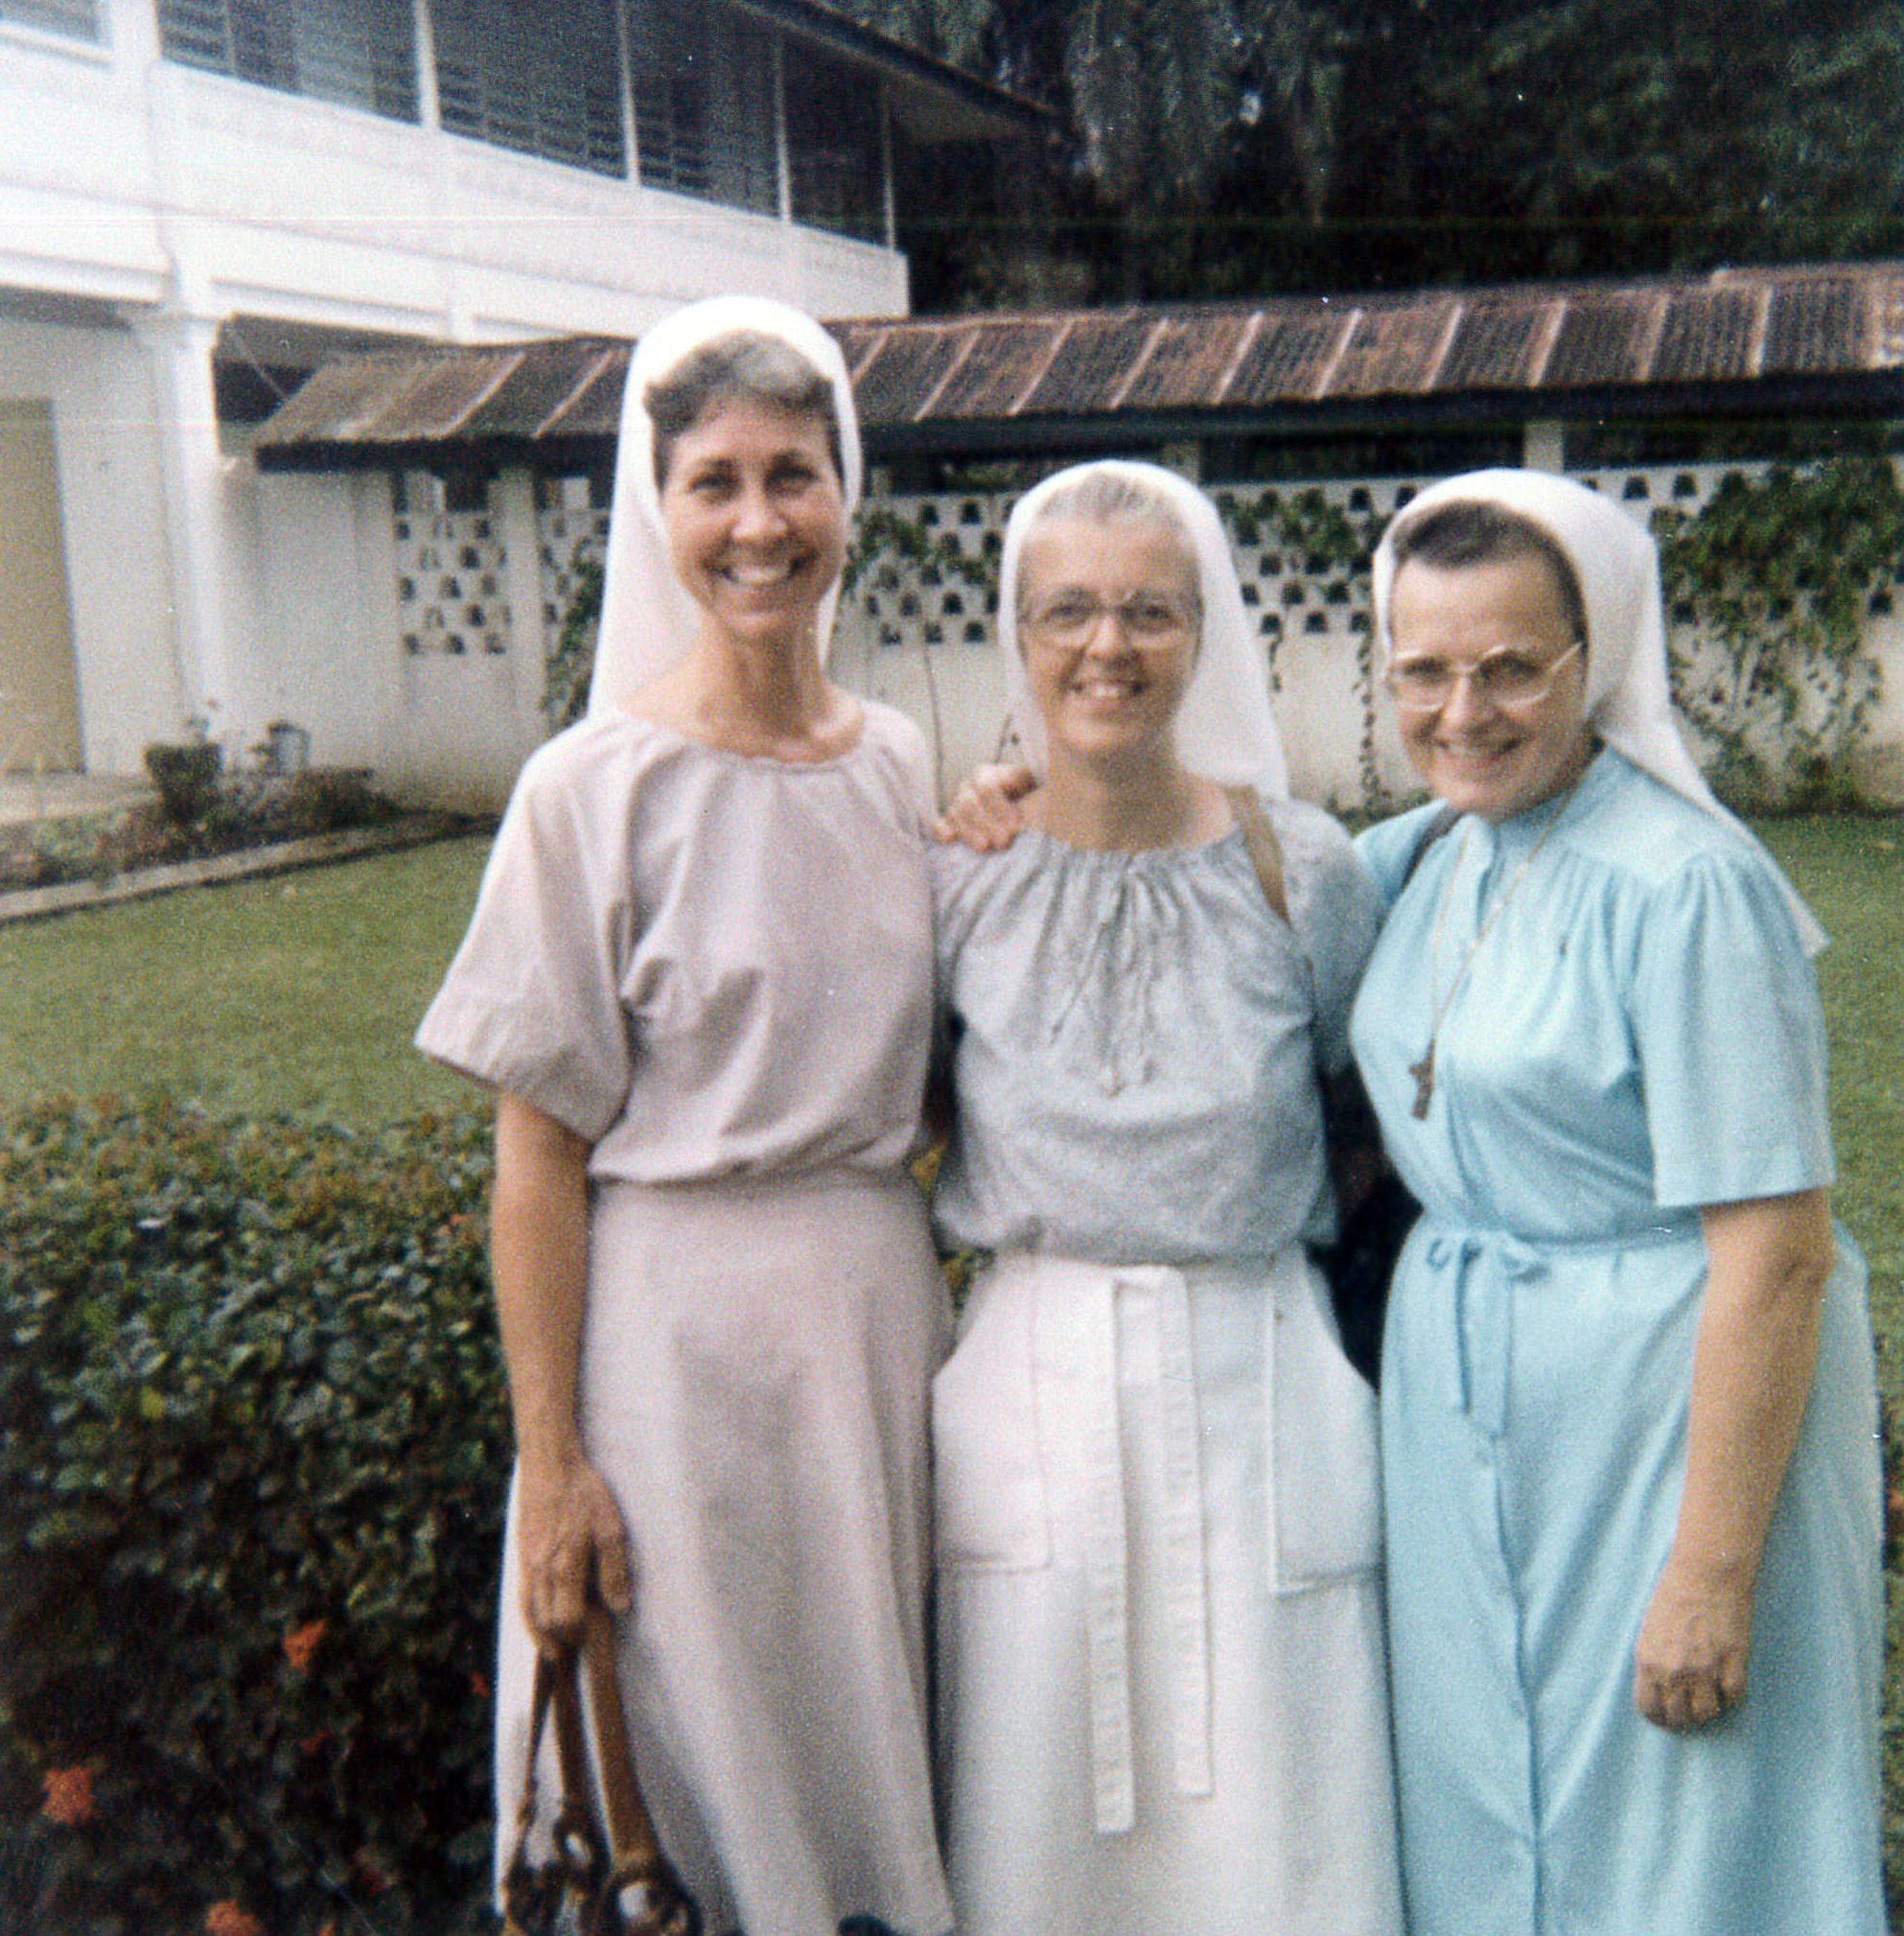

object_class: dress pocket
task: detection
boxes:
[932,1261,1051,1571]
[1267,1261,1382,1592]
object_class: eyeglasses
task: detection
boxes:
[1382,638,1585,711]
[1018,592,1201,648]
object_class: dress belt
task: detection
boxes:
[1412,1221,1693,1437]
[1024,1256,1215,1834]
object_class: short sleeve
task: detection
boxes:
[1355,801,1451,912]
[865,701,937,827]
[1280,802,1383,1074]
[1631,845,1834,1207]
[414,750,635,1142]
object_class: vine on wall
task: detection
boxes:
[1219,484,1390,804]
[545,548,603,732]
[1653,457,1904,807]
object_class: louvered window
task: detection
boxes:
[1,0,102,35]
[784,40,884,243]
[432,0,625,176]
[156,0,418,120]
[627,0,776,215]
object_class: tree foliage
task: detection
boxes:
[845,0,1904,308]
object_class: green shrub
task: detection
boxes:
[0,1096,505,1936]
[144,744,224,828]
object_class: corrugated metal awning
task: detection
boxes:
[254,260,1904,472]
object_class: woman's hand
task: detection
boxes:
[934,763,1037,851]
[1633,1549,1753,1730]
[517,1446,635,1655]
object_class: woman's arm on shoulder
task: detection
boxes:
[492,1093,633,1654]
[935,762,1038,851]
[1633,1187,1831,1731]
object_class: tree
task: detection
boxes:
[844,0,1904,309]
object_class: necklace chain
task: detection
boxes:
[1407,812,1564,1119]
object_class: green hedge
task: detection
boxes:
[0,1097,506,1936]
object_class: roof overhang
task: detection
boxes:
[725,0,1049,144]
[253,261,1904,474]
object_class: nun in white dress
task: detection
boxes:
[929,461,1405,1936]
[417,297,952,1936]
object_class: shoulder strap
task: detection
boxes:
[1220,784,1289,925]
[1402,805,1460,888]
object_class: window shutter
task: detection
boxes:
[155,0,418,121]
[783,40,884,242]
[627,0,774,215]
[432,0,624,175]
[2,0,104,35]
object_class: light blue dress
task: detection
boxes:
[1350,747,1884,1936]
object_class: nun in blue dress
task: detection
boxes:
[1349,469,1884,1935]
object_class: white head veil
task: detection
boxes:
[1372,467,1824,949]
[998,459,1290,802]
[586,295,862,716]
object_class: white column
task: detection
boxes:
[132,307,247,748]
[773,35,793,222]
[495,463,551,746]
[879,88,896,250]
[1523,419,1566,473]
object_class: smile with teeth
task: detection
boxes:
[721,555,803,588]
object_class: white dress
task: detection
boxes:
[416,704,954,1936]
[930,805,1405,1936]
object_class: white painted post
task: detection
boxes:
[130,306,247,751]
[1523,419,1566,473]
[495,463,550,748]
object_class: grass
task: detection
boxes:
[0,835,493,1123]
[1757,816,1904,1409]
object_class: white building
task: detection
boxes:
[0,0,1038,782]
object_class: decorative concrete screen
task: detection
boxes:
[393,473,511,659]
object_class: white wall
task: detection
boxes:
[0,312,185,775]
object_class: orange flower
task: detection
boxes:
[281,1620,328,1672]
[40,1764,95,1827]
[204,1901,265,1936]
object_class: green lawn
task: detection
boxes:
[1758,817,1904,1411]
[0,836,493,1123]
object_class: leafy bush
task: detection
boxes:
[145,744,225,828]
[0,1097,505,1936]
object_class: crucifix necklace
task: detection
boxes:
[1408,813,1563,1118]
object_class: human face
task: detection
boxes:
[658,397,847,654]
[1016,515,1200,770]
[1386,549,1595,822]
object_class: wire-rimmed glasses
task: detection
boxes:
[1382,637,1585,711]
[1017,592,1201,649]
